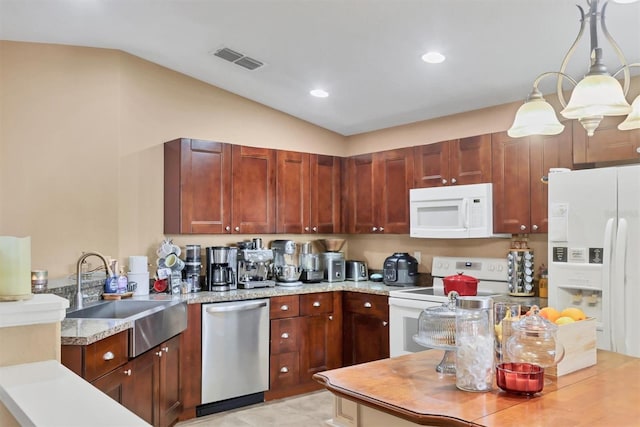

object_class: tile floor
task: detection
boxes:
[176,390,334,427]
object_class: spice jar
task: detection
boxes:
[455,296,494,392]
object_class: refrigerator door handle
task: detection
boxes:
[612,218,628,353]
[602,217,615,351]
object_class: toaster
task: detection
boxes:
[345,260,368,281]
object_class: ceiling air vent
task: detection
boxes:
[212,47,264,71]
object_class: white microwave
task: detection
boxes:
[409,183,509,239]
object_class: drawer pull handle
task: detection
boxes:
[281,332,289,339]
[123,369,132,376]
[382,321,388,327]
[103,351,115,361]
[364,302,372,308]
[280,367,289,373]
[313,301,320,307]
[162,346,169,353]
[156,351,163,357]
[281,305,289,311]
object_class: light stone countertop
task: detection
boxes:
[61,281,546,345]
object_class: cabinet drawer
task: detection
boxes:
[300,292,333,315]
[85,331,129,382]
[343,292,388,318]
[270,295,300,319]
[269,352,300,389]
[270,318,300,354]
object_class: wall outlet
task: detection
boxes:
[413,251,421,265]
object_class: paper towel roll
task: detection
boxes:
[127,272,150,296]
[128,256,148,274]
[0,236,32,301]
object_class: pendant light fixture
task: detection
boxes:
[508,0,640,138]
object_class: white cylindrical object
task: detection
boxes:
[0,236,32,301]
[128,256,148,274]
[127,272,150,296]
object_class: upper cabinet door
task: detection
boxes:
[414,136,491,188]
[491,131,531,234]
[310,154,342,234]
[449,135,492,185]
[164,139,232,234]
[573,117,640,164]
[529,128,573,233]
[276,150,310,234]
[375,148,414,234]
[346,154,376,234]
[231,145,276,234]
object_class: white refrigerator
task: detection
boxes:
[548,165,640,358]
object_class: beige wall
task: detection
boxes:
[0,40,565,277]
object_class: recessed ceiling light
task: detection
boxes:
[421,51,446,64]
[310,89,329,98]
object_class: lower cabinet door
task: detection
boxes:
[126,349,157,425]
[270,351,300,389]
[158,335,182,427]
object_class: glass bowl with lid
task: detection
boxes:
[413,291,458,374]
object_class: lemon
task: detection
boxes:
[555,316,576,325]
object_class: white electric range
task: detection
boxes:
[388,256,508,357]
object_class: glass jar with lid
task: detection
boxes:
[506,305,564,369]
[455,296,494,392]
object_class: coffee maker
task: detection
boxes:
[299,242,323,283]
[271,240,302,286]
[205,246,237,292]
[236,238,275,289]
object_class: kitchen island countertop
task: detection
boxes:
[313,349,640,427]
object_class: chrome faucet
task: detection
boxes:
[76,251,113,309]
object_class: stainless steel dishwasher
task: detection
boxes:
[199,298,270,417]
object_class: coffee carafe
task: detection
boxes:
[205,246,237,292]
[299,242,323,283]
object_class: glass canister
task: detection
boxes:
[455,296,494,392]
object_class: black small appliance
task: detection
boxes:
[383,252,418,286]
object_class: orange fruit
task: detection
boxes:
[539,307,561,323]
[555,316,576,325]
[560,307,586,321]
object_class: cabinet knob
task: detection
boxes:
[313,301,321,307]
[364,302,372,308]
[304,226,310,231]
[329,315,333,320]
[372,227,378,232]
[382,321,388,327]
[312,227,317,232]
[280,367,289,373]
[156,351,163,357]
[451,178,457,184]
[234,226,240,232]
[637,147,640,154]
[281,332,289,339]
[102,351,115,361]
[281,305,289,311]
[532,224,539,231]
[162,346,169,353]
[225,226,231,231]
[520,224,527,231]
[442,179,447,184]
[379,227,384,232]
[123,369,132,376]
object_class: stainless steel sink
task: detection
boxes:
[66,299,188,357]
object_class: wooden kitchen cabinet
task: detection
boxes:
[178,303,201,421]
[266,292,342,400]
[63,333,183,427]
[164,138,276,234]
[276,151,341,233]
[346,148,414,234]
[572,117,640,164]
[492,127,572,234]
[342,292,389,366]
[414,135,492,188]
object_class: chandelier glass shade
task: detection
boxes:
[508,0,640,138]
